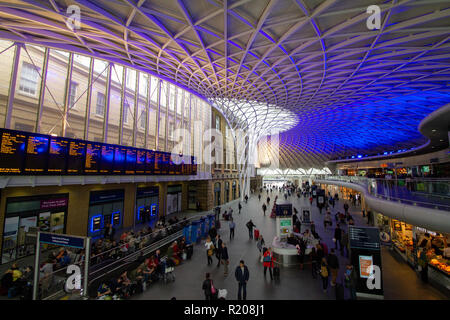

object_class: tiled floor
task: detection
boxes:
[132,190,449,300]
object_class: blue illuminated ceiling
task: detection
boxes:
[0,0,449,168]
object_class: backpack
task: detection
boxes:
[263,254,271,263]
[320,265,328,278]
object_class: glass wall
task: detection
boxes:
[0,42,224,166]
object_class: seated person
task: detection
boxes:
[287,233,298,246]
[143,259,157,283]
[97,282,112,299]
[129,267,144,292]
[118,271,133,297]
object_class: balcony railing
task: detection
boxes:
[317,176,450,211]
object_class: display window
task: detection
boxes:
[1,193,68,264]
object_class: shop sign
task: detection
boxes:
[40,198,68,209]
[39,232,85,248]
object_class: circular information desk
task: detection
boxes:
[272,235,319,267]
[272,237,299,267]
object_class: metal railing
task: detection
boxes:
[318,176,450,211]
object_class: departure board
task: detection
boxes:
[85,142,102,174]
[113,147,126,174]
[0,128,197,176]
[145,150,155,174]
[125,148,137,174]
[154,152,162,174]
[48,137,69,174]
[136,149,146,174]
[160,153,169,174]
[25,134,49,173]
[0,130,26,173]
[99,145,114,174]
[67,140,86,174]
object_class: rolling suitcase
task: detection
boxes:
[254,229,260,240]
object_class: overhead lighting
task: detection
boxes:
[431,129,436,132]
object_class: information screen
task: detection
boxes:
[25,134,49,173]
[125,148,136,174]
[136,149,146,174]
[145,150,155,174]
[0,130,27,174]
[100,144,114,174]
[67,140,86,174]
[154,152,162,174]
[113,147,126,174]
[48,137,69,174]
[85,142,102,174]
[0,128,197,176]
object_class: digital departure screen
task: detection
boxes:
[113,147,126,174]
[100,144,114,174]
[85,142,102,174]
[125,148,137,174]
[25,134,49,173]
[67,140,86,174]
[145,150,155,174]
[48,137,69,174]
[154,152,162,174]
[0,129,26,174]
[0,128,197,176]
[136,149,146,174]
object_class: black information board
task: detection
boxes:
[0,128,197,176]
[25,133,49,173]
[349,226,381,250]
[0,129,27,174]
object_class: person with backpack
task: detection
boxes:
[320,257,329,293]
[344,264,358,300]
[246,220,256,240]
[262,247,274,280]
[256,235,265,253]
[235,260,250,300]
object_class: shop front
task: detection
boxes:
[167,184,182,215]
[188,185,197,210]
[225,181,230,203]
[135,186,159,226]
[88,189,124,239]
[1,193,68,264]
[375,212,450,295]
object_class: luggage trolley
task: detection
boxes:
[160,256,175,283]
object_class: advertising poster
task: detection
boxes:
[359,255,373,278]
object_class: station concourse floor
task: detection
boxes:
[132,191,448,300]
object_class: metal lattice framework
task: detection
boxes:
[0,0,449,169]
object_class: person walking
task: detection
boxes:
[262,248,274,280]
[343,203,349,215]
[221,242,229,276]
[327,249,339,287]
[341,230,349,258]
[320,257,329,293]
[344,264,358,300]
[311,247,319,279]
[205,236,215,266]
[244,195,248,203]
[215,235,223,268]
[202,273,213,300]
[238,202,242,214]
[256,235,265,253]
[229,218,235,240]
[267,196,270,204]
[246,219,256,240]
[262,203,267,216]
[209,226,218,246]
[334,224,342,250]
[258,194,261,201]
[235,260,249,300]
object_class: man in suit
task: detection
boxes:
[235,260,250,300]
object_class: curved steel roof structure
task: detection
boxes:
[0,0,449,168]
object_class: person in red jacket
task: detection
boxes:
[262,247,274,280]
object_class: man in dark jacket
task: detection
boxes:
[327,249,340,287]
[209,226,218,246]
[202,273,213,300]
[215,235,223,267]
[235,260,249,300]
[246,220,256,240]
[334,224,342,250]
[220,242,229,276]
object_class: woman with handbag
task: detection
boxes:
[262,247,274,280]
[205,236,215,266]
